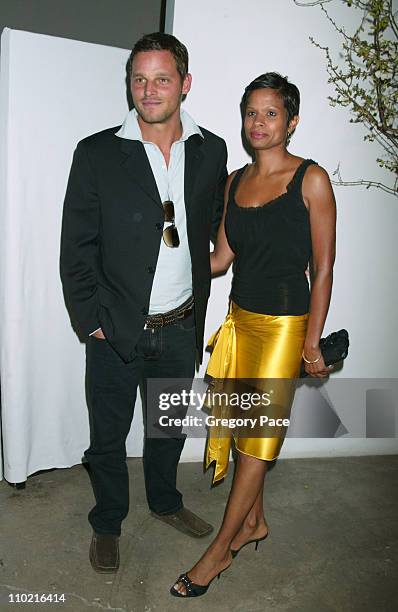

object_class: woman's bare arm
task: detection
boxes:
[210,171,237,275]
[302,165,337,377]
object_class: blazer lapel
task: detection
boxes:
[184,134,204,217]
[119,138,163,210]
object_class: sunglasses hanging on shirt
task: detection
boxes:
[162,199,180,248]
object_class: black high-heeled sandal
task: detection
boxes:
[170,570,222,598]
[231,531,269,559]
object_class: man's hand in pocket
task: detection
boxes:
[92,328,106,340]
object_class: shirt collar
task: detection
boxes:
[115,108,203,143]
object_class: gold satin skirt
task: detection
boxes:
[205,301,308,482]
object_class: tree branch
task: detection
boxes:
[331,179,397,195]
[311,40,381,129]
[372,12,387,131]
[293,0,332,5]
[388,0,398,39]
[295,0,397,194]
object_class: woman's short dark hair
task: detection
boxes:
[128,32,189,82]
[242,72,300,124]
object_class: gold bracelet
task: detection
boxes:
[302,350,322,364]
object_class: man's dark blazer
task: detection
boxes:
[60,124,228,363]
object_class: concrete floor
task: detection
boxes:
[0,455,397,612]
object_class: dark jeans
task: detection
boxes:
[84,310,196,535]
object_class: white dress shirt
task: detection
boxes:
[116,109,203,314]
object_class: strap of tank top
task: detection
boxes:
[228,165,247,203]
[287,159,318,193]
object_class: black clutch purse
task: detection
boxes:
[300,329,349,377]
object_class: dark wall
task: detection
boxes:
[0,0,164,50]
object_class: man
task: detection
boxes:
[60,32,227,573]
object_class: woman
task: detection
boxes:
[170,72,336,597]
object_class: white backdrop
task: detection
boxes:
[1,8,397,483]
[0,29,144,482]
[171,0,398,460]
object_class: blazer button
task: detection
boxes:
[147,266,155,274]
[155,222,163,230]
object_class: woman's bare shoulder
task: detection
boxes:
[228,168,243,181]
[303,163,335,208]
[225,167,244,192]
[305,163,331,184]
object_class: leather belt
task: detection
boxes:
[144,295,194,330]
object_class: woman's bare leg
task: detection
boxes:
[172,452,268,595]
[230,478,268,551]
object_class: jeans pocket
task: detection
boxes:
[174,310,196,332]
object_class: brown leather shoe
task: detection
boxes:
[151,507,213,538]
[89,533,120,573]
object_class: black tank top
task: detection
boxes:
[225,159,316,315]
